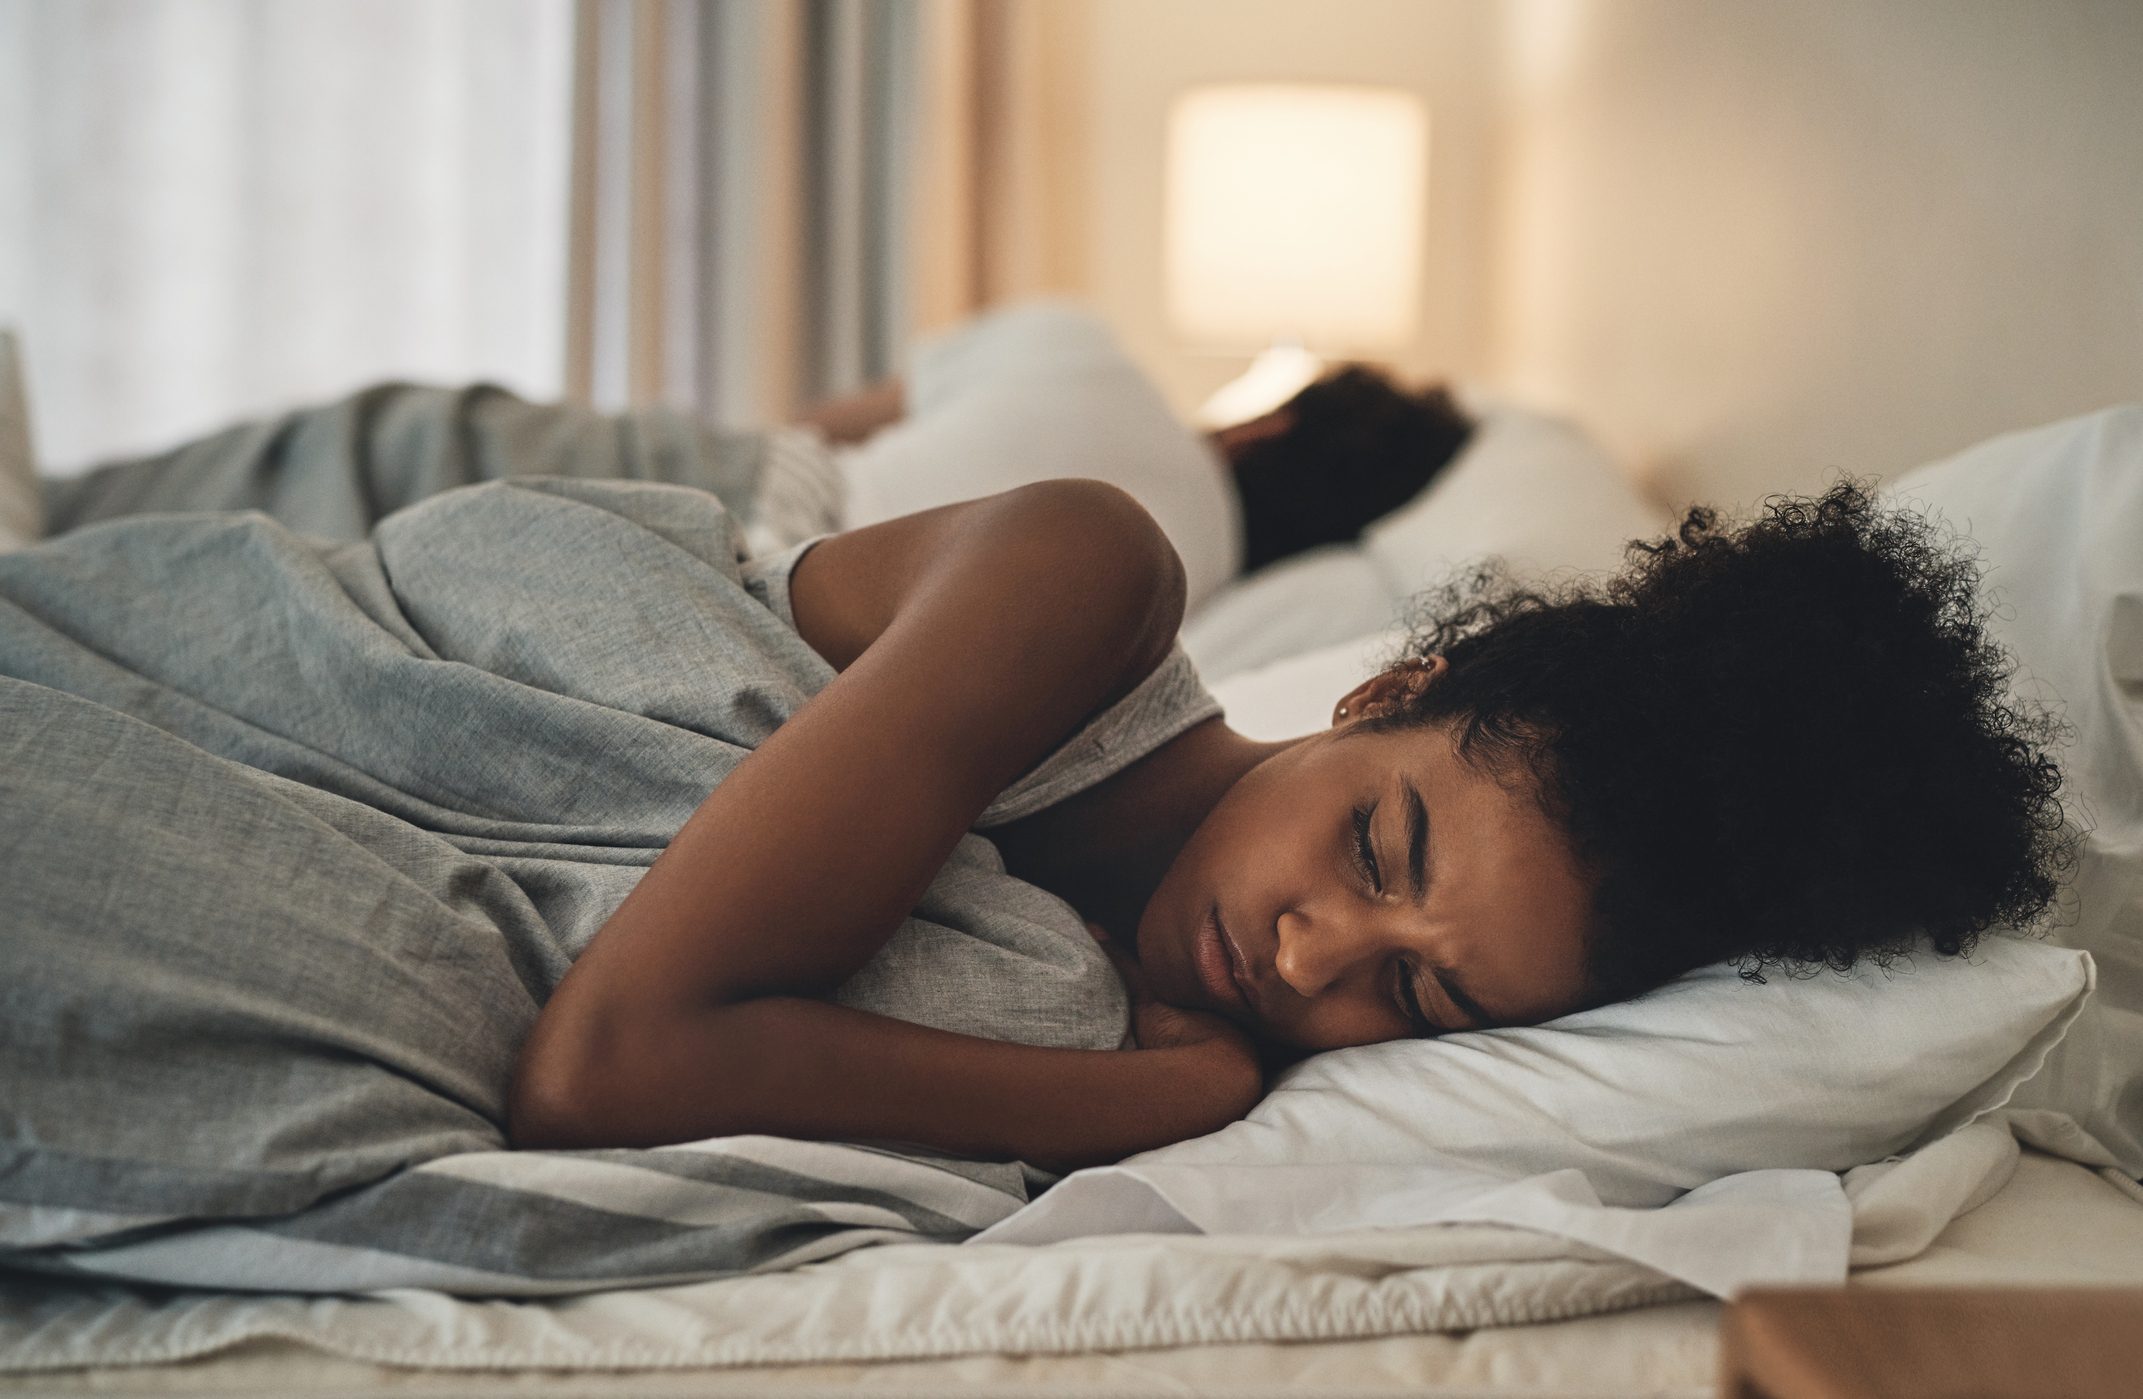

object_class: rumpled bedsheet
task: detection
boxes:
[0,471,1131,1295]
[0,1124,2036,1375]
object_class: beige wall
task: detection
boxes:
[1040,0,2142,508]
[1065,0,1507,417]
[1488,0,2143,506]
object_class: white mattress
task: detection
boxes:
[6,1150,2138,1398]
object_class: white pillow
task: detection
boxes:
[1182,406,1667,683]
[1883,405,2143,1176]
[0,329,40,552]
[1209,629,1400,739]
[983,929,2089,1294]
[1180,548,1400,682]
[1130,938,2088,1205]
[1361,406,1670,599]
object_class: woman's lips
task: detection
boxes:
[1194,902,1256,1016]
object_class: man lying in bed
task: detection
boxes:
[791,302,1474,599]
[37,304,1472,615]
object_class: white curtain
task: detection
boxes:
[0,0,575,474]
[0,0,969,470]
[566,0,926,427]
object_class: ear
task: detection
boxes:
[1332,655,1448,726]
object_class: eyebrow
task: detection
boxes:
[1396,778,1498,1028]
[1402,778,1429,903]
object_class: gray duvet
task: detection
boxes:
[0,391,1208,1294]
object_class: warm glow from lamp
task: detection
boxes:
[1166,84,1428,356]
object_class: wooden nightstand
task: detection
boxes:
[1720,1287,2143,1398]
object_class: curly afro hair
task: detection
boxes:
[1366,480,2070,1003]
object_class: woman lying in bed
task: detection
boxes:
[508,475,2067,1169]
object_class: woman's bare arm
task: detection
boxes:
[794,376,904,445]
[509,480,1261,1166]
[516,994,1260,1169]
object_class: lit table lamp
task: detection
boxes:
[1164,83,1428,427]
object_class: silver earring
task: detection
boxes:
[1336,704,1351,719]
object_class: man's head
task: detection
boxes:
[1215,365,1474,574]
[1136,481,2070,1051]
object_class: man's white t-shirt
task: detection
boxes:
[835,303,1243,613]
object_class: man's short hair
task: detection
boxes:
[1231,366,1474,574]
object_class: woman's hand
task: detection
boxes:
[1089,924,1264,1120]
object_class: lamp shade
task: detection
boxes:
[1165,84,1428,352]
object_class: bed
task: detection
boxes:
[4,1147,2139,1395]
[3,348,2141,1394]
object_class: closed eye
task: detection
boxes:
[1394,959,1440,1036]
[1351,803,1381,893]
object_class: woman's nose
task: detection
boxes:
[1273,904,1387,999]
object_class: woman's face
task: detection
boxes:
[1134,680,1597,1052]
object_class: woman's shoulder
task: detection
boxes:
[975,643,1222,831]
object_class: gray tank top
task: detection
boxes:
[742,535,1221,1054]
